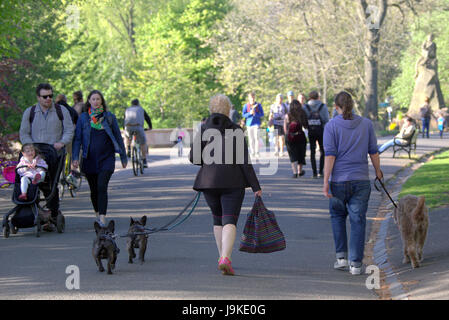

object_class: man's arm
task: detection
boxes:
[144,110,152,130]
[19,107,33,144]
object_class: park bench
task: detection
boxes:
[393,129,418,159]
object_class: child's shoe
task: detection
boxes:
[18,193,28,201]
[32,173,41,185]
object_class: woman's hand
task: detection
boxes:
[255,190,262,197]
[376,169,384,180]
[323,181,332,198]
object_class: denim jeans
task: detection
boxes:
[378,138,404,154]
[329,180,371,267]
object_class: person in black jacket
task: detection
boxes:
[189,94,262,276]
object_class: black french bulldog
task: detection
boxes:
[92,220,120,274]
[127,216,148,264]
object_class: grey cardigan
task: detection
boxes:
[19,103,74,146]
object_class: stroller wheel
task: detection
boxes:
[3,225,10,238]
[56,214,65,233]
[11,225,18,234]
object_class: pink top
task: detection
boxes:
[17,156,48,179]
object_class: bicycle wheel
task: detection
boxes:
[132,146,138,176]
[58,171,65,200]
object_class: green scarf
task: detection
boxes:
[88,106,105,130]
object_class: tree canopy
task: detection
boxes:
[1,0,448,141]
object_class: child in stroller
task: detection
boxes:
[2,143,66,238]
[17,143,48,201]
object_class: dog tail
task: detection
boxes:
[413,196,426,222]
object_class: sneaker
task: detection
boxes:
[32,173,41,185]
[143,159,148,168]
[218,257,235,276]
[349,265,362,275]
[334,258,349,270]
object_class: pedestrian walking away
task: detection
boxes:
[323,91,383,275]
[71,90,127,226]
[124,99,152,168]
[19,83,74,220]
[419,97,434,139]
[242,92,264,158]
[437,113,446,139]
[269,93,288,157]
[283,99,308,178]
[189,94,262,276]
[303,91,329,178]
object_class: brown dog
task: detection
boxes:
[93,221,120,274]
[393,195,429,268]
[127,216,148,264]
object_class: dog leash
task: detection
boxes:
[120,192,201,237]
[374,177,398,208]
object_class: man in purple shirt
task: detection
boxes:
[322,91,383,275]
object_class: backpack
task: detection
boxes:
[305,103,324,134]
[287,121,303,142]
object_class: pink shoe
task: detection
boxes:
[218,257,235,276]
[32,173,41,185]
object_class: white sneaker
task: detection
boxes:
[349,265,362,275]
[334,258,348,270]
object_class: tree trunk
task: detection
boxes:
[359,0,388,120]
[364,31,379,119]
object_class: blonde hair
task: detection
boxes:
[209,94,231,116]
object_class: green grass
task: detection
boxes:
[399,150,449,209]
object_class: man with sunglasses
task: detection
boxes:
[20,83,74,223]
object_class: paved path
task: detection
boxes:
[0,133,448,300]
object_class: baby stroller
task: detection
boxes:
[2,143,67,238]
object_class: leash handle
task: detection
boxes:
[374,177,398,208]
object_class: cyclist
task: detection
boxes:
[124,99,152,168]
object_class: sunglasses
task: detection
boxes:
[40,94,53,99]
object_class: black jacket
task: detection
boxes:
[189,113,261,192]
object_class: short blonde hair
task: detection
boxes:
[209,94,231,116]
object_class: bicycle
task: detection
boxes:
[131,131,144,176]
[58,153,82,199]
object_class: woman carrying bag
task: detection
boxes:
[189,94,262,276]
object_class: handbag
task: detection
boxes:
[239,196,286,253]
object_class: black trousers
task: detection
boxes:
[308,131,324,176]
[203,188,245,226]
[85,171,113,216]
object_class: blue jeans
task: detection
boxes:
[378,138,403,154]
[421,118,430,138]
[329,180,371,267]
